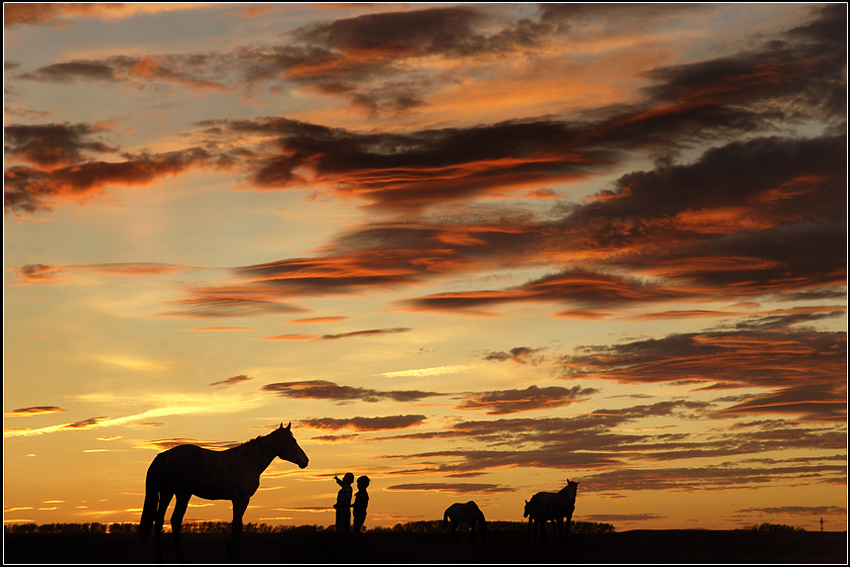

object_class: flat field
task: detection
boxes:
[4,528,847,564]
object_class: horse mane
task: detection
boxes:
[232,428,278,452]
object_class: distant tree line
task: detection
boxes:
[738,522,806,532]
[381,520,615,534]
[5,519,616,535]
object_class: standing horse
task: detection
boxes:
[525,480,579,546]
[139,422,308,562]
[443,501,487,544]
[524,499,551,545]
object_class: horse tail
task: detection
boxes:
[443,509,449,529]
[139,452,166,538]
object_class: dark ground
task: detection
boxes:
[4,528,847,564]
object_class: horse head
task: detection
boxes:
[523,500,531,518]
[274,422,309,469]
[565,479,579,502]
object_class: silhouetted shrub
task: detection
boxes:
[740,522,805,532]
[572,521,616,533]
[4,523,38,534]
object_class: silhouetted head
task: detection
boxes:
[565,479,579,502]
[357,475,370,489]
[342,472,354,485]
[274,422,309,469]
[523,500,531,518]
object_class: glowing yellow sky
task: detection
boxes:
[4,3,847,532]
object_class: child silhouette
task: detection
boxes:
[333,473,354,532]
[352,476,370,533]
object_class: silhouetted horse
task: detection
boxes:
[524,499,551,545]
[443,501,487,544]
[139,422,308,562]
[525,480,579,546]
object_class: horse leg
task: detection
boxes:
[469,521,475,544]
[450,520,457,545]
[556,517,564,545]
[170,493,191,563]
[154,491,173,563]
[228,496,249,560]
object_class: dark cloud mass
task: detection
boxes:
[4,123,116,167]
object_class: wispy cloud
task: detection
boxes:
[380,365,478,378]
[257,327,411,341]
[209,374,253,387]
[5,406,66,418]
[385,483,513,494]
[300,415,427,431]
[261,380,440,404]
[457,385,597,415]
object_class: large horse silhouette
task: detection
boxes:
[525,480,579,546]
[139,422,308,562]
[443,501,487,544]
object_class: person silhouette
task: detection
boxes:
[352,476,371,533]
[333,473,354,532]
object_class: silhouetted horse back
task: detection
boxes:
[443,501,487,544]
[525,479,579,546]
[139,422,308,562]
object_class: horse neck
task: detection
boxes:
[236,433,278,473]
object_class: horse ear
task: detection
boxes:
[285,422,291,430]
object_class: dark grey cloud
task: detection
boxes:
[5,147,213,215]
[558,313,847,422]
[300,415,427,431]
[384,482,513,494]
[18,60,121,83]
[379,399,843,478]
[320,327,411,340]
[484,346,546,366]
[457,385,597,415]
[4,123,116,167]
[261,380,441,404]
[162,288,306,319]
[579,462,847,493]
[5,406,66,417]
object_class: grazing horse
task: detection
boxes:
[525,480,579,546]
[139,422,308,562]
[443,501,487,544]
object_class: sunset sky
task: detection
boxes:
[4,3,847,532]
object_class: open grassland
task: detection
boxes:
[4,523,846,564]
